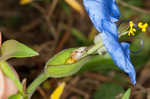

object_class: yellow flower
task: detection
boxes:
[20,0,32,5]
[138,22,148,32]
[128,21,136,36]
[51,82,66,99]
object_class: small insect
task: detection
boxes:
[66,47,87,64]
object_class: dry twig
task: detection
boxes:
[118,0,150,14]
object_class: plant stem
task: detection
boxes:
[83,42,103,57]
[83,30,129,57]
[27,72,48,98]
[87,43,103,55]
[0,60,24,94]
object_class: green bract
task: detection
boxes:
[44,48,90,77]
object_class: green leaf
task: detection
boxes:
[0,61,23,93]
[1,40,39,60]
[44,48,90,77]
[93,83,125,99]
[121,88,131,99]
[8,93,23,99]
[80,54,118,72]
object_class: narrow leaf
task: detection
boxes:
[121,88,131,99]
[1,40,39,60]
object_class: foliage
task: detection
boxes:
[0,0,150,99]
[93,83,125,99]
[121,88,131,99]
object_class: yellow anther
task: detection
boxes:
[138,22,148,32]
[128,21,136,36]
[129,21,134,27]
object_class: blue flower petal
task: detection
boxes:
[111,0,121,22]
[83,0,136,85]
[100,20,136,85]
[83,0,120,31]
[121,42,136,85]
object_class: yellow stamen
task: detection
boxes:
[128,21,136,36]
[138,22,148,32]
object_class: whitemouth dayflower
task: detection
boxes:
[83,0,136,85]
